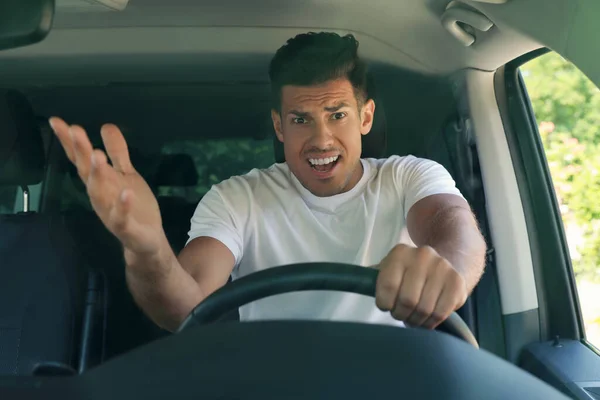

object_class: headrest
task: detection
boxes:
[273,74,387,163]
[0,90,45,186]
[154,154,198,187]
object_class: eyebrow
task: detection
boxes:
[287,102,350,117]
[288,110,309,117]
[324,102,350,112]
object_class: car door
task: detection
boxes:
[494,49,600,400]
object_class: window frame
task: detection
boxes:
[496,48,586,344]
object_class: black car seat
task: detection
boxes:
[61,148,201,359]
[0,90,106,375]
[61,166,171,360]
[155,153,201,255]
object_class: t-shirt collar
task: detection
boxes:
[288,159,372,213]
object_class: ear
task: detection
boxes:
[360,99,375,136]
[271,109,284,143]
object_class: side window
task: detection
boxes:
[521,52,600,348]
[159,137,275,202]
[58,137,275,212]
[0,184,41,213]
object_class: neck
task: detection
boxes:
[345,158,364,192]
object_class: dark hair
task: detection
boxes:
[269,32,368,111]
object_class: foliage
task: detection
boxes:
[54,137,275,212]
[159,138,275,202]
[522,52,600,281]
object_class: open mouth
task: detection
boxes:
[308,155,340,173]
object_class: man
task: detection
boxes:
[49,32,486,333]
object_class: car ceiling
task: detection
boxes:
[0,0,598,88]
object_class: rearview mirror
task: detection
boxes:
[0,0,54,51]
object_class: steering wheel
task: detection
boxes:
[177,263,479,348]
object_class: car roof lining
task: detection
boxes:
[472,0,600,84]
[1,0,598,87]
[0,0,597,161]
[0,0,544,85]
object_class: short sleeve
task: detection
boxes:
[186,184,245,265]
[398,156,464,218]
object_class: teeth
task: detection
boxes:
[309,156,339,166]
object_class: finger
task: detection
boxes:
[391,267,427,322]
[49,117,76,163]
[375,261,405,312]
[101,123,133,173]
[374,244,413,311]
[70,125,94,182]
[421,286,456,330]
[423,268,468,329]
[405,275,445,328]
[86,149,121,212]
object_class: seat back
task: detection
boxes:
[0,213,85,374]
[59,149,178,359]
[0,90,87,375]
[155,153,200,255]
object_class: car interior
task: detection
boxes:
[0,0,600,399]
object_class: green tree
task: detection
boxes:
[522,52,600,280]
[160,138,274,202]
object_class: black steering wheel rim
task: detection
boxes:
[177,262,479,348]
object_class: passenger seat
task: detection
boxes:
[155,153,201,255]
[0,90,105,375]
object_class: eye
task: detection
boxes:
[292,117,308,124]
[331,112,347,120]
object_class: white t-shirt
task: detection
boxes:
[187,155,462,327]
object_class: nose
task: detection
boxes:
[310,120,335,150]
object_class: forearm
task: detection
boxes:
[124,237,205,332]
[419,206,487,292]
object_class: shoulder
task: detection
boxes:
[363,155,458,199]
[209,162,292,201]
[195,163,290,226]
[363,155,445,177]
[365,154,437,167]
